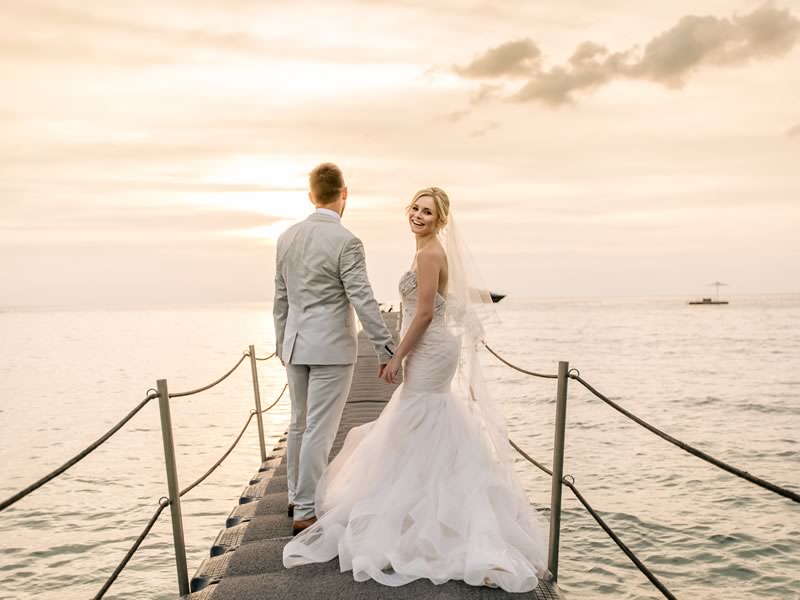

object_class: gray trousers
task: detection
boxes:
[285,363,355,521]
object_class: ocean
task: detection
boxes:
[1,295,798,599]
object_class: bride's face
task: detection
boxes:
[408,195,438,235]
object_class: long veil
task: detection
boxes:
[441,215,514,466]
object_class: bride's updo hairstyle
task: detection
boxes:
[407,187,450,233]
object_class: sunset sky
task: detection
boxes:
[1,0,798,307]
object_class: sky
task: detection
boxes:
[1,0,798,307]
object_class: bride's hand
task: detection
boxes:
[381,356,402,384]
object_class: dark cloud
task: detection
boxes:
[457,3,800,106]
[631,4,800,84]
[453,39,541,78]
[787,123,800,137]
[516,46,627,105]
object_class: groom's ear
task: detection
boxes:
[341,186,348,201]
[308,191,315,206]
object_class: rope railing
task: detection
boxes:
[0,345,283,598]
[509,439,552,477]
[1,350,278,513]
[568,371,800,504]
[95,382,288,599]
[509,439,676,600]
[485,344,799,504]
[560,475,676,599]
[488,342,797,597]
[94,497,170,600]
[168,353,250,398]
[483,342,558,379]
[258,383,288,414]
[0,390,159,512]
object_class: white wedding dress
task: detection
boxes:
[283,270,550,593]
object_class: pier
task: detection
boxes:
[183,312,561,599]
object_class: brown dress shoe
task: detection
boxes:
[288,503,294,517]
[292,516,317,536]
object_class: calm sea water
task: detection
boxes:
[1,295,798,599]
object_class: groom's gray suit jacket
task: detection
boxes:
[273,212,394,365]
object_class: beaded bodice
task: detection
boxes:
[399,270,447,322]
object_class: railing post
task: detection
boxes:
[548,360,569,582]
[156,379,190,596]
[248,345,268,464]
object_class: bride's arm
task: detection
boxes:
[382,250,439,383]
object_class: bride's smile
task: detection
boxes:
[407,197,439,236]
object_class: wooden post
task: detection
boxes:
[548,361,569,581]
[156,379,189,596]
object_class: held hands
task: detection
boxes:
[380,356,402,384]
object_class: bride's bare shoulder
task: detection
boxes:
[416,242,446,269]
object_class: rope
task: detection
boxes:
[509,440,676,600]
[0,390,159,513]
[570,373,800,504]
[561,478,677,600]
[254,352,276,362]
[2,348,269,511]
[94,412,255,598]
[93,497,170,600]
[179,412,256,497]
[95,382,289,598]
[168,353,248,398]
[482,343,558,379]
[509,439,553,477]
[257,383,288,414]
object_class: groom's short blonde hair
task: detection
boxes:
[309,162,345,205]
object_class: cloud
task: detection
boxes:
[0,0,279,65]
[453,38,541,78]
[0,206,282,245]
[441,109,471,124]
[516,43,628,105]
[456,3,800,106]
[469,122,500,138]
[787,123,800,137]
[471,83,503,105]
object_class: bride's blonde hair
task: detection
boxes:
[407,187,450,232]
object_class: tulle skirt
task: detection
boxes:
[282,380,550,593]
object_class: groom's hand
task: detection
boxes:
[378,363,387,378]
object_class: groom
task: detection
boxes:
[273,162,396,535]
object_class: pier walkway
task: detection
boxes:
[184,312,561,599]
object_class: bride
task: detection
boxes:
[282,187,550,593]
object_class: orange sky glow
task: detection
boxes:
[1,0,798,307]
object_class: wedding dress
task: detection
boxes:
[282,266,550,593]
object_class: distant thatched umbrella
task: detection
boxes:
[708,282,729,302]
